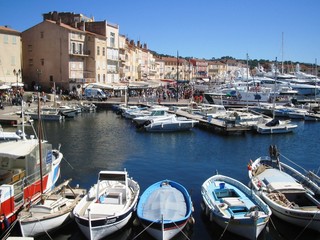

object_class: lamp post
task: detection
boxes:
[13,69,21,89]
[36,69,42,92]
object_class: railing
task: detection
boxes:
[69,50,90,56]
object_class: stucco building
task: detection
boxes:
[0,26,22,86]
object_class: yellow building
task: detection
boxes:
[0,26,22,86]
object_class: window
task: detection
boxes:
[28,59,33,67]
[110,32,115,48]
[102,47,105,56]
[78,43,82,54]
[12,36,17,45]
[72,43,76,54]
[3,35,8,44]
[41,59,44,66]
[97,46,100,55]
[40,32,44,38]
[28,45,32,52]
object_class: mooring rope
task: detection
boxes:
[279,153,308,173]
[218,217,231,240]
[293,208,320,240]
[172,220,191,240]
[268,217,288,240]
[2,218,18,240]
[132,219,157,239]
[62,156,74,170]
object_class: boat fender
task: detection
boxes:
[257,180,262,189]
[219,203,228,210]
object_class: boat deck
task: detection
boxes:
[142,184,187,221]
[207,180,257,218]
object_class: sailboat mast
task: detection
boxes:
[176,51,179,102]
[37,92,44,195]
[281,32,284,74]
[273,58,278,119]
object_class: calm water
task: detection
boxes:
[22,110,319,240]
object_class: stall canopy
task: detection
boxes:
[0,84,11,90]
[11,82,24,87]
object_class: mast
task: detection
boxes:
[273,58,278,119]
[315,58,318,107]
[176,51,179,102]
[37,92,44,195]
[281,32,284,74]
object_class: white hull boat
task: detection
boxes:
[137,180,193,240]
[73,170,140,240]
[0,100,63,231]
[255,118,297,134]
[143,115,198,132]
[201,174,271,239]
[248,145,320,232]
[19,179,86,237]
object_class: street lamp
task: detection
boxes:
[13,69,21,89]
[36,69,42,92]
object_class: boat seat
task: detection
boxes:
[102,192,123,205]
[223,197,245,207]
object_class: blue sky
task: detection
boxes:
[2,0,320,64]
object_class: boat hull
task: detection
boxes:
[75,210,134,240]
[139,218,189,240]
[73,171,140,240]
[137,180,193,240]
[249,153,320,233]
[201,175,271,240]
[20,211,71,237]
[260,192,320,232]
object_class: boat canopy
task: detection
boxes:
[0,140,38,158]
[260,169,305,192]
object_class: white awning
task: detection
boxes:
[0,140,39,158]
[0,85,11,90]
[11,82,24,87]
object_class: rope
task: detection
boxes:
[293,208,320,240]
[268,217,288,240]
[1,218,18,240]
[132,219,158,240]
[62,156,74,170]
[218,217,231,240]
[279,153,308,174]
[172,220,191,240]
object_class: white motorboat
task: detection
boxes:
[73,170,140,240]
[137,180,194,240]
[143,115,199,132]
[19,179,86,237]
[25,108,64,121]
[255,118,298,134]
[201,174,271,239]
[248,145,320,232]
[216,109,264,127]
[133,106,173,126]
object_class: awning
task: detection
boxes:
[11,82,24,87]
[0,84,11,90]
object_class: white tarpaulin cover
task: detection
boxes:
[0,140,39,158]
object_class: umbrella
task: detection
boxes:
[0,84,11,90]
[11,82,24,87]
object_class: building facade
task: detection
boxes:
[0,26,22,86]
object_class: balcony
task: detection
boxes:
[69,50,90,57]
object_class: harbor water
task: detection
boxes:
[23,109,319,240]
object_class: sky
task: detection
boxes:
[2,0,320,64]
